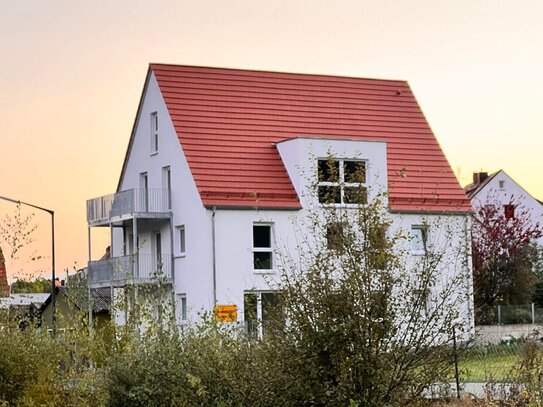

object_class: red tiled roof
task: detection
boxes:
[150,64,471,212]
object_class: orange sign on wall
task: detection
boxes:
[214,305,237,322]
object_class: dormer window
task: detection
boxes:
[318,159,367,205]
[150,112,159,154]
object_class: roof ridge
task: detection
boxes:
[150,63,409,84]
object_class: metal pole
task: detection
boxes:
[51,211,56,332]
[88,227,93,337]
[452,326,461,399]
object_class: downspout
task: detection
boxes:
[88,226,93,337]
[212,206,217,306]
[464,214,474,336]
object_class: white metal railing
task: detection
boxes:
[88,253,172,287]
[86,188,170,223]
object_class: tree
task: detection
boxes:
[471,198,543,321]
[11,277,51,294]
[257,195,473,406]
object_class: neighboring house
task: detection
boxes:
[465,170,543,246]
[40,286,111,331]
[0,293,49,327]
[86,64,473,328]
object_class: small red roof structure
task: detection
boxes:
[0,247,10,297]
[126,64,471,212]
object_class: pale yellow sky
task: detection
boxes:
[1,0,542,280]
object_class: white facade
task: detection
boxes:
[468,170,543,246]
[87,72,473,330]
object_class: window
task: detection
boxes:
[139,172,149,211]
[326,222,345,252]
[176,294,187,323]
[162,166,172,209]
[176,225,186,256]
[154,232,162,271]
[504,204,515,219]
[318,159,367,205]
[411,225,428,254]
[368,223,388,269]
[253,224,273,271]
[499,180,505,189]
[244,291,279,338]
[414,289,430,317]
[150,111,159,154]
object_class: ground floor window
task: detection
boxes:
[244,291,279,337]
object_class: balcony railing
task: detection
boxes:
[88,253,172,287]
[86,188,170,224]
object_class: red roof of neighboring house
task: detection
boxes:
[149,64,470,212]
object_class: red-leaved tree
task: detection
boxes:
[472,198,543,319]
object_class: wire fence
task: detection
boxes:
[476,304,543,325]
[458,341,526,383]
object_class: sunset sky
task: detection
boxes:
[1,0,542,280]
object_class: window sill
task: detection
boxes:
[174,254,186,259]
[319,203,367,208]
[411,250,427,256]
[253,269,276,275]
[150,151,158,156]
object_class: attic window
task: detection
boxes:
[499,180,505,189]
[150,112,159,154]
[317,159,367,205]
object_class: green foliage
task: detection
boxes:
[0,183,474,406]
[11,277,51,294]
[261,196,471,407]
[0,326,64,406]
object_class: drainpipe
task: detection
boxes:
[88,226,93,337]
[212,207,217,306]
[465,214,474,335]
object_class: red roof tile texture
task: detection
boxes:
[151,64,470,212]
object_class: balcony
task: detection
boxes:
[87,188,170,226]
[88,253,172,288]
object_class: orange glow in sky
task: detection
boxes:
[1,0,542,280]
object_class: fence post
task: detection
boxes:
[532,303,536,324]
[452,326,461,399]
[498,305,501,325]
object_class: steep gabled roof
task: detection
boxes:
[142,64,470,212]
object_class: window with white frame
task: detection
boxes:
[244,291,278,337]
[150,111,159,154]
[176,225,186,256]
[139,172,149,211]
[410,225,428,254]
[317,159,368,205]
[162,166,172,209]
[176,293,187,323]
[253,224,273,271]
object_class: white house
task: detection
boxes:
[86,64,473,328]
[465,170,543,246]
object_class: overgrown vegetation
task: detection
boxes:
[0,188,480,406]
